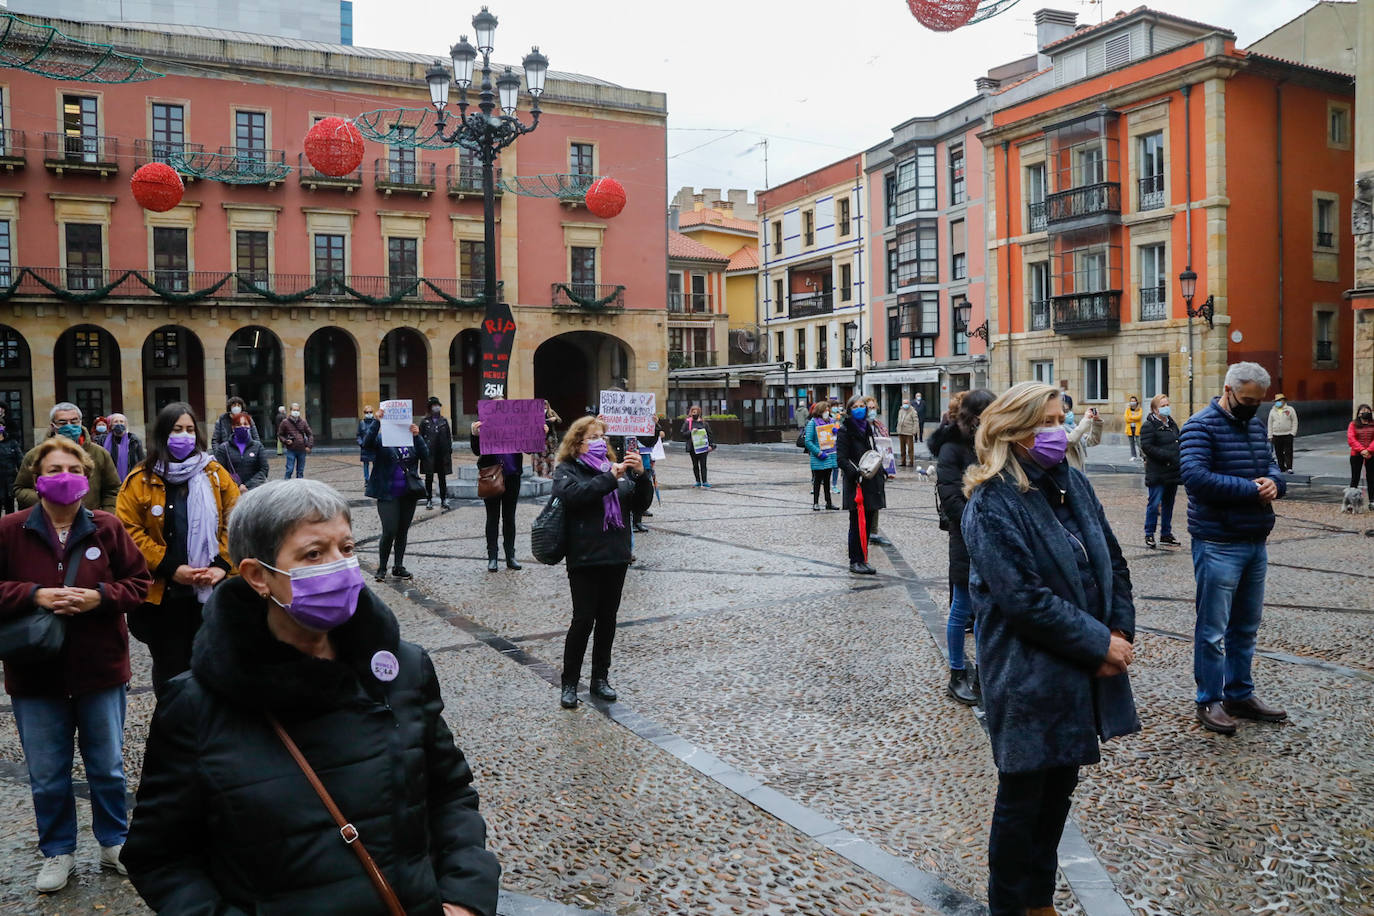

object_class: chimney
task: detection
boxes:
[1034,9,1078,68]
[692,193,705,210]
[714,199,733,217]
[975,75,1001,94]
[668,205,680,231]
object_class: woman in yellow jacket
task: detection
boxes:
[1124,395,1143,461]
[116,402,237,695]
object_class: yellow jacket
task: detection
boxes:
[1124,405,1143,436]
[115,460,238,605]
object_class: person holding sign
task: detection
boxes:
[470,397,528,573]
[679,405,715,488]
[551,416,653,710]
[363,409,427,583]
[802,403,839,511]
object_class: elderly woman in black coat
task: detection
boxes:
[836,393,886,576]
[1138,393,1182,549]
[961,381,1139,916]
[123,479,500,916]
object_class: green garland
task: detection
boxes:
[130,271,235,303]
[553,283,624,310]
[421,278,495,308]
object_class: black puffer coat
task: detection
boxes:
[551,458,653,569]
[421,414,454,475]
[123,577,501,916]
[836,416,886,512]
[933,424,978,587]
[1138,412,1181,487]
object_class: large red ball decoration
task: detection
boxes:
[303,116,365,177]
[907,0,981,31]
[130,162,184,212]
[584,177,626,219]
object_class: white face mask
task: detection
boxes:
[291,410,301,418]
[230,405,242,416]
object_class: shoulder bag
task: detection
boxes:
[0,540,81,663]
[476,463,506,500]
[268,714,405,916]
[529,496,567,565]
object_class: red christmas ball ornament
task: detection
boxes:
[303,116,365,177]
[130,162,184,212]
[584,177,627,219]
[907,0,981,32]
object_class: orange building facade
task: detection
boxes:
[981,10,1355,430]
[0,17,667,443]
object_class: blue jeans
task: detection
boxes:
[946,583,979,670]
[1191,539,1267,704]
[1145,484,1177,537]
[284,449,307,478]
[11,685,128,856]
[361,458,372,486]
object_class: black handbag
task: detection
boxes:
[529,496,566,565]
[403,467,428,499]
[0,540,82,663]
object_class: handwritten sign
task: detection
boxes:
[816,422,837,459]
[379,399,413,447]
[477,398,547,453]
[599,390,657,436]
[479,302,517,399]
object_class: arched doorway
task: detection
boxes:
[449,329,481,421]
[141,326,205,425]
[225,326,283,443]
[0,325,33,446]
[379,328,428,405]
[304,328,359,443]
[55,325,122,423]
[533,331,634,425]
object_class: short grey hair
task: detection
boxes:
[1224,361,1272,391]
[228,478,351,565]
[50,402,81,422]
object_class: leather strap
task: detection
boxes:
[267,715,405,916]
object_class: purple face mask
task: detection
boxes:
[232,427,252,446]
[36,471,90,506]
[261,556,365,631]
[584,438,609,467]
[1028,425,1069,468]
[167,432,198,460]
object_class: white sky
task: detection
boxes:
[354,0,1327,201]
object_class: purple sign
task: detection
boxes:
[477,398,547,454]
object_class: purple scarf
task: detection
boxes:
[105,433,130,482]
[578,453,625,531]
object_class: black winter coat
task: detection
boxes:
[363,424,429,501]
[469,433,523,478]
[836,417,886,511]
[933,424,978,587]
[212,439,271,490]
[420,415,454,475]
[551,459,653,570]
[1138,413,1181,487]
[0,435,23,479]
[679,417,714,453]
[123,578,501,916]
[357,418,379,461]
[963,463,1140,774]
[211,413,262,449]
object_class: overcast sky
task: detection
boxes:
[354,0,1325,203]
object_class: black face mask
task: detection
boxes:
[1228,392,1259,423]
[1360,412,1372,422]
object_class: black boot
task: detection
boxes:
[947,669,978,706]
[559,683,579,709]
[487,556,499,572]
[505,554,522,570]
[590,677,617,701]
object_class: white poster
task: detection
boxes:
[379,399,414,447]
[599,390,657,436]
[649,438,666,462]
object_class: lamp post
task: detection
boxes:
[954,301,990,343]
[844,338,873,397]
[1178,267,1214,416]
[424,6,548,398]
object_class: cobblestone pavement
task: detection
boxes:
[1,446,1371,914]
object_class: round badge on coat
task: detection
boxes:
[370,650,399,682]
[85,546,102,561]
[151,504,164,517]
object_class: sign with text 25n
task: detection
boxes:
[599,390,657,436]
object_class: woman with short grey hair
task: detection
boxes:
[124,479,501,916]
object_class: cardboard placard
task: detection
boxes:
[816,422,837,459]
[691,427,710,454]
[875,435,897,476]
[476,398,547,453]
[599,390,657,436]
[379,400,413,447]
[479,303,516,399]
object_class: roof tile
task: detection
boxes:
[668,231,730,264]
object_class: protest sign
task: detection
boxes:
[599,390,657,436]
[648,438,666,462]
[479,302,517,399]
[691,427,710,454]
[476,398,547,453]
[379,399,413,447]
[816,422,837,459]
[875,435,897,476]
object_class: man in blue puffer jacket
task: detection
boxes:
[1180,361,1287,736]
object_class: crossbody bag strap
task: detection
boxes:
[266,714,405,916]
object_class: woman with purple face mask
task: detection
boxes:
[961,383,1139,916]
[122,479,499,916]
[212,414,271,494]
[116,402,238,695]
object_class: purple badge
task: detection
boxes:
[370,650,399,682]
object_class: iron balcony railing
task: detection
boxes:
[0,128,25,163]
[218,146,287,184]
[297,152,362,189]
[1317,231,1335,248]
[1045,181,1121,226]
[1030,299,1051,331]
[42,132,118,171]
[668,291,712,313]
[1052,290,1122,336]
[374,158,436,194]
[788,291,833,319]
[1316,339,1334,361]
[134,138,205,169]
[551,282,625,309]
[1138,174,1165,211]
[668,350,718,369]
[1139,285,1167,321]
[1027,200,1047,232]
[445,163,503,196]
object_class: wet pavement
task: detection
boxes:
[1,446,1371,914]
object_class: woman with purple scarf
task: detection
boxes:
[551,416,653,710]
[116,403,238,695]
[470,399,528,573]
[98,413,145,485]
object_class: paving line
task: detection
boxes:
[1133,624,1374,683]
[374,571,987,916]
[878,542,1135,916]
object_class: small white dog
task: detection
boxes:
[1341,487,1369,515]
[915,464,936,481]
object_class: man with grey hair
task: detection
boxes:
[13,402,121,511]
[1179,361,1287,735]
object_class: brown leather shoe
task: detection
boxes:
[1196,701,1238,735]
[1223,695,1288,723]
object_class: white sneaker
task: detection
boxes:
[35,854,73,893]
[100,844,128,876]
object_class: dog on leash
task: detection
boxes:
[1341,487,1369,514]
[915,464,936,482]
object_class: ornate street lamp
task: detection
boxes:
[953,300,990,343]
[423,6,548,398]
[1179,267,1214,416]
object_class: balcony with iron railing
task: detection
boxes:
[374,158,436,196]
[297,152,362,191]
[1317,231,1335,248]
[134,138,205,172]
[668,291,713,314]
[1027,200,1047,233]
[1045,181,1121,230]
[1052,290,1122,336]
[1138,173,1165,211]
[217,146,288,185]
[0,129,25,169]
[668,350,718,369]
[552,282,625,309]
[1139,285,1167,321]
[1316,339,1334,362]
[42,132,118,176]
[788,290,833,319]
[1030,300,1051,331]
[446,163,503,198]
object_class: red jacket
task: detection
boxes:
[1349,421,1374,456]
[0,506,151,697]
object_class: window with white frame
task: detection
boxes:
[1026,163,1048,231]
[839,262,852,302]
[1029,261,1050,330]
[1329,103,1351,148]
[1141,355,1169,400]
[1138,243,1166,320]
[1031,359,1054,386]
[1137,132,1164,210]
[1082,357,1109,401]
[1316,197,1337,249]
[1315,310,1336,363]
